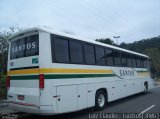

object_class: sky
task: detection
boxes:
[0,0,160,43]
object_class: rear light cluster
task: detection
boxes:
[6,76,11,88]
[39,74,44,89]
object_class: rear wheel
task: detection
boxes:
[95,90,107,111]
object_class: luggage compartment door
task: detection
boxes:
[77,84,87,110]
[56,85,77,113]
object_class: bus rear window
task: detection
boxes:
[10,34,39,60]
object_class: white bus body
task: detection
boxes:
[7,27,154,115]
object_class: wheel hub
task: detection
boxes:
[98,94,105,107]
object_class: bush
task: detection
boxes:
[0,80,7,99]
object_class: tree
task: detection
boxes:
[0,31,10,78]
[119,35,160,75]
[0,27,23,80]
[119,42,126,46]
[95,38,116,45]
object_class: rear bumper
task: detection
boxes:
[9,102,56,115]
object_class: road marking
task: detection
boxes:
[140,105,155,114]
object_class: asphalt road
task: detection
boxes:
[1,85,160,119]
[19,85,160,119]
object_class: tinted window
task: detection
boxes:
[140,57,143,68]
[84,44,95,64]
[121,52,127,66]
[10,34,39,60]
[147,59,151,69]
[114,51,121,66]
[95,46,105,65]
[54,37,69,63]
[132,55,137,67]
[142,58,147,68]
[136,56,141,68]
[106,49,114,65]
[26,35,39,56]
[69,40,83,64]
[126,54,132,67]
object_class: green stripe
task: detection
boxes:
[45,74,115,79]
[137,71,149,73]
[11,74,115,80]
[11,75,39,80]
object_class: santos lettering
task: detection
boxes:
[11,42,36,53]
[120,70,134,76]
[10,34,39,59]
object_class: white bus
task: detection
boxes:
[7,27,154,115]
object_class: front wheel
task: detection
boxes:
[95,90,107,111]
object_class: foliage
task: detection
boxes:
[0,80,7,99]
[119,36,160,73]
[0,27,23,80]
[95,36,160,74]
[0,27,24,54]
[96,38,116,46]
[119,36,160,53]
[0,31,10,78]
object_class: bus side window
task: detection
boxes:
[132,55,137,68]
[126,54,132,67]
[147,59,151,69]
[143,58,147,68]
[69,40,84,64]
[121,52,127,66]
[105,49,114,66]
[113,50,121,66]
[84,44,96,65]
[53,37,70,63]
[10,39,18,59]
[95,46,105,65]
[140,57,144,68]
[136,57,141,68]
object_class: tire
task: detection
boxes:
[95,90,107,111]
[143,83,148,94]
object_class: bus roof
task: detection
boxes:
[9,27,150,59]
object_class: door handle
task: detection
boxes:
[53,95,61,98]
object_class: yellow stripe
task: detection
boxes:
[47,68,112,74]
[39,68,52,73]
[138,72,150,76]
[8,68,113,75]
[8,68,40,75]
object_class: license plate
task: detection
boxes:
[17,95,25,100]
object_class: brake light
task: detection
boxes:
[39,74,44,89]
[6,76,10,88]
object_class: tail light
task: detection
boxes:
[6,76,11,88]
[39,74,44,89]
